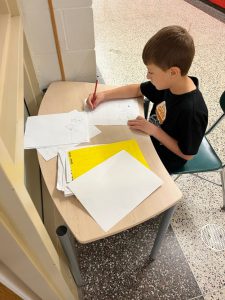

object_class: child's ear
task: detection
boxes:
[170,67,180,76]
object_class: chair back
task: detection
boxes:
[220,90,225,113]
[205,90,225,135]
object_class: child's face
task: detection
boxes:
[146,64,173,90]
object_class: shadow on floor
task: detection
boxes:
[75,216,203,300]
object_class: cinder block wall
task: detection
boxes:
[19,0,96,90]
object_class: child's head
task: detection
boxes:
[142,25,195,77]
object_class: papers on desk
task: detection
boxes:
[37,125,101,161]
[57,150,73,197]
[25,96,162,231]
[55,139,163,231]
[85,98,139,125]
[24,110,89,149]
[56,139,146,195]
[24,98,140,160]
[67,150,163,232]
[67,139,149,180]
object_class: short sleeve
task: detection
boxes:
[177,108,208,155]
[140,81,165,104]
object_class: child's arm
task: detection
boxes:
[87,84,142,109]
[128,116,193,160]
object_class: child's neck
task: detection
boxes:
[169,76,196,95]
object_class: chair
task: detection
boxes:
[173,91,225,210]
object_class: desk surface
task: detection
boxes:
[38,81,182,243]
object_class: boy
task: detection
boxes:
[87,25,208,174]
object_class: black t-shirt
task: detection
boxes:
[140,77,208,173]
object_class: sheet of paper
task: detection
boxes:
[37,125,101,161]
[85,98,139,125]
[56,154,64,191]
[58,150,72,184]
[56,152,73,197]
[24,111,89,149]
[65,151,73,183]
[68,139,150,180]
[38,145,77,161]
[67,150,163,232]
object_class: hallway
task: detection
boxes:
[78,1,225,299]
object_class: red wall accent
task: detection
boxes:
[209,0,225,9]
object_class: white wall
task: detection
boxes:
[19,0,96,90]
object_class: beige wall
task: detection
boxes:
[19,0,96,90]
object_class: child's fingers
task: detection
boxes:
[87,94,94,109]
[128,118,143,126]
[128,121,142,129]
[136,115,145,120]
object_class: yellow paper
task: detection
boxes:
[68,139,149,180]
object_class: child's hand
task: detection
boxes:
[86,92,105,110]
[128,116,157,136]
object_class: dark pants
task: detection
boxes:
[151,138,187,175]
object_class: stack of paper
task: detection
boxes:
[24,110,89,149]
[67,150,162,231]
[24,110,101,161]
[37,125,101,161]
[57,149,74,197]
[56,139,146,196]
[55,139,163,231]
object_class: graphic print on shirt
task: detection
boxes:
[149,101,166,127]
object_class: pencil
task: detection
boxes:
[92,79,98,105]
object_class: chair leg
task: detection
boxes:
[221,168,225,211]
[173,174,182,182]
[192,173,222,187]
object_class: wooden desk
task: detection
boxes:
[38,81,182,273]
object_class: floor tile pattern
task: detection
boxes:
[78,217,202,300]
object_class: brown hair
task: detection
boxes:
[142,25,195,76]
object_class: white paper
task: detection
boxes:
[67,150,163,231]
[85,98,140,125]
[65,151,73,183]
[24,111,89,149]
[56,152,73,197]
[37,125,101,161]
[56,154,64,191]
[58,150,72,184]
[38,144,77,161]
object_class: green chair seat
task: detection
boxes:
[174,137,222,175]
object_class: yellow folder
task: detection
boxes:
[68,139,149,180]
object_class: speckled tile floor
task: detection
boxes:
[78,1,225,299]
[77,217,202,300]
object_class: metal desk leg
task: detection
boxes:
[149,205,177,261]
[56,225,84,286]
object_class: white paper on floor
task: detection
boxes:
[201,223,225,251]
